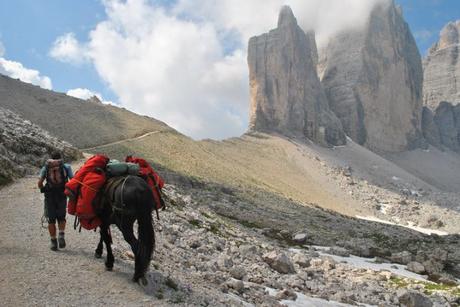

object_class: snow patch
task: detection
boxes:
[355,215,448,236]
[265,287,355,307]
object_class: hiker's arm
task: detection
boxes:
[37,167,46,189]
[66,165,74,179]
[37,178,45,189]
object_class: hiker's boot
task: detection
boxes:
[58,234,66,249]
[50,238,58,251]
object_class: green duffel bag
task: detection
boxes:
[106,161,140,177]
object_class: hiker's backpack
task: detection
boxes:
[46,159,67,188]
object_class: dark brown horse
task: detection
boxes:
[94,175,155,284]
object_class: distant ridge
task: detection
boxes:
[0,74,172,148]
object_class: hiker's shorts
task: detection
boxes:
[44,192,67,224]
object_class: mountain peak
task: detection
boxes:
[438,20,460,49]
[277,5,297,28]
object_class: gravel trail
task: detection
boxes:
[0,174,166,307]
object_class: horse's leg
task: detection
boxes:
[119,218,139,255]
[101,225,114,270]
[117,217,142,282]
[95,232,103,258]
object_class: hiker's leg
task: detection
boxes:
[56,194,67,248]
[57,218,66,248]
[58,220,66,231]
[45,195,57,239]
[48,221,57,238]
[48,219,58,251]
[45,195,59,250]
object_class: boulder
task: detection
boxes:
[327,246,350,257]
[390,251,413,265]
[423,259,444,276]
[262,251,296,274]
[292,233,308,245]
[216,255,233,270]
[275,289,297,301]
[406,262,425,274]
[248,6,345,146]
[224,278,244,293]
[423,21,460,110]
[320,1,423,152]
[398,290,433,307]
[229,266,247,280]
[292,253,311,268]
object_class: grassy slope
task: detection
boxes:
[89,130,360,216]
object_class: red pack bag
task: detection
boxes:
[67,198,77,215]
[76,170,106,219]
[125,156,165,210]
[65,154,109,199]
[79,217,101,230]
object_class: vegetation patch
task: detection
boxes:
[188,219,202,228]
[389,277,460,297]
[165,277,179,291]
[207,223,223,236]
[201,211,212,219]
[0,174,12,186]
[155,288,164,300]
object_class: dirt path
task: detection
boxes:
[0,172,168,306]
[81,130,165,151]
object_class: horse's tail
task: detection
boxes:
[134,182,155,281]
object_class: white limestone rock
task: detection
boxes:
[423,21,460,110]
[248,6,345,147]
[320,1,423,152]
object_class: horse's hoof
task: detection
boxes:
[139,276,148,286]
[132,276,147,285]
[106,266,113,271]
[95,252,102,259]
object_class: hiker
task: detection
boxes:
[38,152,73,251]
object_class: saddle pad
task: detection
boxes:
[106,162,140,177]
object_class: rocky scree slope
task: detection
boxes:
[423,20,460,110]
[319,0,424,153]
[0,74,171,149]
[0,106,80,185]
[248,6,345,147]
[2,169,459,306]
[114,183,460,306]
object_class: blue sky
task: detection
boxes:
[0,0,459,139]
[0,0,113,98]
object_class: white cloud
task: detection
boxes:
[67,88,102,100]
[49,32,89,65]
[173,0,386,48]
[66,87,114,105]
[0,58,52,90]
[51,0,386,139]
[414,29,435,42]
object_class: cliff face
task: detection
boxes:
[423,21,460,110]
[248,6,345,146]
[319,1,423,153]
